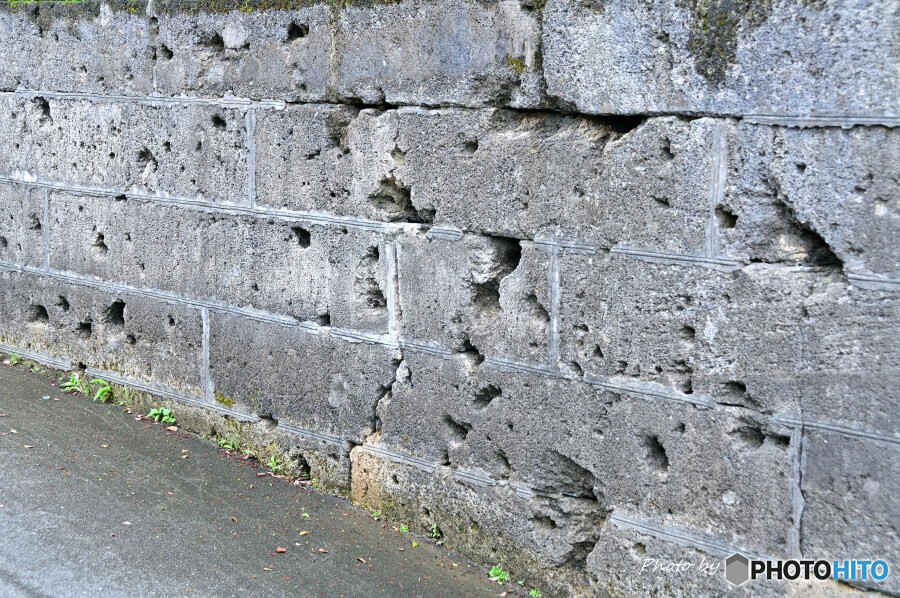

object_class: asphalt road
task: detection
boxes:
[0,362,512,598]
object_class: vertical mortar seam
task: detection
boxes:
[706,121,727,258]
[246,108,257,208]
[547,244,561,369]
[788,422,806,558]
[385,239,399,343]
[42,188,50,270]
[201,306,212,402]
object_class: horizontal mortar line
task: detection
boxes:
[743,114,900,128]
[0,260,400,347]
[610,245,742,272]
[847,272,900,292]
[0,342,72,371]
[609,511,769,561]
[0,173,403,235]
[7,89,287,110]
[454,467,497,488]
[586,375,714,409]
[534,237,598,255]
[399,338,453,358]
[773,416,900,447]
[330,328,399,349]
[425,226,464,241]
[483,355,568,378]
[277,422,347,449]
[356,444,441,473]
[84,367,260,423]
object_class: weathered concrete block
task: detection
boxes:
[377,352,793,557]
[557,253,899,436]
[254,104,357,213]
[153,2,331,101]
[0,269,203,393]
[722,123,900,278]
[542,0,899,117]
[48,192,391,331]
[0,183,45,268]
[0,95,248,203]
[800,431,899,595]
[354,109,714,251]
[0,2,154,96]
[208,312,399,444]
[397,232,551,363]
[333,0,544,109]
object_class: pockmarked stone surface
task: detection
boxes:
[0,0,896,596]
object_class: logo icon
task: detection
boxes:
[726,553,750,586]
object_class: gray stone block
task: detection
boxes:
[0,2,154,96]
[377,351,794,557]
[254,103,357,213]
[154,3,331,101]
[0,269,203,393]
[0,95,248,203]
[47,192,391,332]
[208,311,399,444]
[0,182,45,268]
[397,232,551,363]
[333,0,544,109]
[722,124,900,278]
[542,0,899,117]
[800,430,899,595]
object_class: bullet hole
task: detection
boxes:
[291,226,311,248]
[31,96,52,125]
[163,141,172,152]
[195,140,203,151]
[368,175,422,222]
[723,381,747,398]
[251,282,259,291]
[315,313,331,327]
[444,414,472,441]
[633,542,647,556]
[109,152,116,159]
[93,232,108,254]
[105,300,126,327]
[716,206,738,229]
[680,325,696,339]
[568,361,584,376]
[462,139,478,155]
[533,514,557,530]
[167,315,176,326]
[124,232,131,242]
[682,376,693,395]
[137,147,156,170]
[607,114,645,135]
[796,163,807,174]
[456,334,484,366]
[643,435,669,471]
[159,44,174,60]
[661,137,675,160]
[205,33,225,52]
[355,246,387,311]
[56,296,69,311]
[674,422,686,434]
[391,474,399,484]
[305,149,321,160]
[615,360,628,374]
[472,385,501,409]
[29,304,49,322]
[0,236,7,250]
[496,448,511,471]
[211,115,227,130]
[126,334,137,345]
[77,321,93,337]
[472,237,521,317]
[652,196,670,208]
[28,213,41,231]
[507,422,514,431]
[593,345,604,359]
[732,424,766,449]
[114,194,127,202]
[287,22,309,41]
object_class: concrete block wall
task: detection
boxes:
[0,1,896,596]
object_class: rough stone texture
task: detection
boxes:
[0,95,249,203]
[0,2,897,597]
[542,0,900,117]
[47,191,391,330]
[0,269,203,394]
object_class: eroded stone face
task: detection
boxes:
[0,1,896,595]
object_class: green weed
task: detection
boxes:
[147,407,176,424]
[61,372,89,394]
[91,378,112,402]
[489,564,510,584]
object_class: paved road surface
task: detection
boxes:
[0,362,513,598]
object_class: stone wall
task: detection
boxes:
[0,1,897,595]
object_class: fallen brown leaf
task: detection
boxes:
[276,547,287,553]
[101,444,110,448]
[23,445,34,448]
[165,426,178,432]
[167,492,173,496]
[231,517,237,523]
[256,472,267,477]
[0,414,7,417]
[299,531,309,536]
[318,548,328,553]
[356,558,366,564]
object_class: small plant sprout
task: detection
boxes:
[429,523,441,539]
[9,353,21,365]
[266,454,288,475]
[489,564,510,584]
[91,378,112,402]
[371,510,381,520]
[218,437,239,450]
[399,524,409,533]
[61,373,89,394]
[147,408,176,424]
[117,385,135,406]
[529,589,542,597]
[411,540,418,547]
